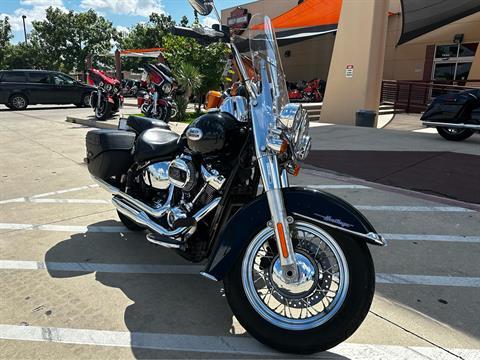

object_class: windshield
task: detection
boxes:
[248,14,289,117]
[232,15,289,150]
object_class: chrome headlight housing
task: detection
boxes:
[162,82,172,94]
[279,103,311,161]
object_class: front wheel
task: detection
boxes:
[95,99,111,121]
[436,127,474,141]
[224,220,375,354]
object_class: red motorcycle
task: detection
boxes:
[137,63,178,122]
[288,79,323,103]
[88,68,123,121]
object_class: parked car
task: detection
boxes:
[0,69,96,110]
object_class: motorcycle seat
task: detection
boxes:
[134,128,179,162]
[126,115,170,135]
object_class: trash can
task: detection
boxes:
[356,109,376,127]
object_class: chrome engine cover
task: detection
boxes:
[143,161,170,190]
[168,157,197,191]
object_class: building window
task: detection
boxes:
[433,42,478,82]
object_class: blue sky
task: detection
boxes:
[1,0,242,43]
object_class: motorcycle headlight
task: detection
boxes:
[113,86,119,94]
[162,83,172,94]
[99,81,104,88]
[279,103,311,161]
[106,84,113,92]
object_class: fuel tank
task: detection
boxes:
[183,110,247,156]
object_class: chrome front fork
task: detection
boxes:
[258,155,298,283]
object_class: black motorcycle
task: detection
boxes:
[421,88,480,141]
[84,2,385,354]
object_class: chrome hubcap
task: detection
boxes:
[271,252,316,297]
[242,221,349,330]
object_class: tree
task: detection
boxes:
[0,16,13,67]
[162,33,229,110]
[172,62,203,119]
[117,13,177,72]
[28,7,117,74]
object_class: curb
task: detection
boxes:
[66,116,118,129]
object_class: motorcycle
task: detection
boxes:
[421,88,480,141]
[88,68,123,121]
[137,63,178,122]
[288,79,324,103]
[84,1,385,354]
[121,79,141,97]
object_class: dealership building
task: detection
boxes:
[221,0,480,84]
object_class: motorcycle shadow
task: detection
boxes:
[44,220,348,359]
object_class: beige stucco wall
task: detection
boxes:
[222,0,480,82]
[384,0,480,80]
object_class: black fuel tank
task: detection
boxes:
[184,110,246,156]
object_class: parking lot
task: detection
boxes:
[1,105,479,359]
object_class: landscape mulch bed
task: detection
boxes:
[305,150,480,204]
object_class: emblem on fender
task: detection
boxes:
[186,128,203,141]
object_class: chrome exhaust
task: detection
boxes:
[112,195,221,238]
[423,121,480,130]
[92,176,173,218]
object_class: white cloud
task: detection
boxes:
[201,15,219,28]
[80,0,165,17]
[116,25,130,34]
[1,0,67,32]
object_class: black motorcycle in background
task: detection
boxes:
[88,68,123,121]
[421,88,480,141]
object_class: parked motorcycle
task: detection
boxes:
[121,79,142,97]
[288,79,324,102]
[88,68,123,121]
[421,88,480,141]
[84,2,385,354]
[137,63,178,122]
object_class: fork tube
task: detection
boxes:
[258,155,298,282]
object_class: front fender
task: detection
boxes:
[203,187,385,281]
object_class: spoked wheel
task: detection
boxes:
[224,220,375,354]
[436,127,474,141]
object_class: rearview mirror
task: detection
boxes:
[187,0,214,16]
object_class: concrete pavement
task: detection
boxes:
[0,105,479,359]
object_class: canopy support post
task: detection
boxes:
[321,0,390,126]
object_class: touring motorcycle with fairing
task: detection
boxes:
[88,68,123,121]
[84,1,385,354]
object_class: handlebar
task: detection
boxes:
[171,25,229,45]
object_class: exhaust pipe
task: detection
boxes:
[92,176,173,218]
[113,196,221,239]
[423,121,480,130]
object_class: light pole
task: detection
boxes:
[22,15,27,44]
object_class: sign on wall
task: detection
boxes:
[346,64,354,78]
[227,7,251,35]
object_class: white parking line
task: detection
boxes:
[0,184,99,204]
[383,234,480,243]
[355,205,474,212]
[1,223,480,244]
[0,198,110,204]
[306,184,371,189]
[0,223,127,233]
[1,260,479,288]
[0,324,477,358]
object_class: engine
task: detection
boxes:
[142,155,226,230]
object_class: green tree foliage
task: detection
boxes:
[117,13,177,72]
[0,16,13,67]
[172,62,203,119]
[28,7,118,73]
[163,33,229,96]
